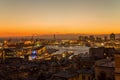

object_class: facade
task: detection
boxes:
[77,69,94,80]
[110,33,115,41]
[52,69,94,80]
[114,53,120,80]
[89,35,95,41]
[89,47,114,59]
[89,47,105,59]
[32,46,46,55]
[104,36,108,41]
[95,58,115,80]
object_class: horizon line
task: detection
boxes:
[0,33,119,38]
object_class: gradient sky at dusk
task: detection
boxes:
[0,0,120,37]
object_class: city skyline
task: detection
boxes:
[0,0,120,37]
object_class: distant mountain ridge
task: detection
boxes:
[0,33,120,40]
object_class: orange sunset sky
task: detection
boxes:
[0,0,120,37]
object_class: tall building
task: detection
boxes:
[89,35,95,41]
[104,36,108,41]
[78,36,84,41]
[53,34,56,40]
[84,36,89,41]
[96,37,102,42]
[110,33,115,40]
[78,36,82,41]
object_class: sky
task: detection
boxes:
[0,0,120,37]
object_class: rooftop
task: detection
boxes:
[95,57,115,68]
[53,71,78,78]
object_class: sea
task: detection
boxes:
[46,45,90,57]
